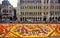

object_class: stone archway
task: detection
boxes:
[43,16,47,22]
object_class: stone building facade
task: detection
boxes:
[0,4,2,23]
[1,0,14,23]
[17,0,60,23]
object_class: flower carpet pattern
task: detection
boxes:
[0,24,60,38]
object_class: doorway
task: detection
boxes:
[43,17,46,21]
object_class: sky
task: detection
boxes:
[0,0,17,7]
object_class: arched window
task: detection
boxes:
[50,0,54,3]
[20,0,35,3]
[50,0,58,3]
[58,17,60,21]
[36,0,41,3]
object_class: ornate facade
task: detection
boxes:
[1,0,14,23]
[17,0,60,23]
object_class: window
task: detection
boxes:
[44,6,45,9]
[38,12,39,15]
[55,6,59,9]
[23,12,24,15]
[50,0,58,3]
[44,0,49,4]
[34,6,35,9]
[10,10,11,13]
[36,12,37,15]
[22,6,24,9]
[20,0,23,3]
[25,6,27,9]
[55,6,60,9]
[52,17,54,19]
[36,0,41,3]
[21,12,22,15]
[50,0,54,3]
[55,11,58,15]
[59,6,60,9]
[43,12,48,15]
[40,17,42,20]
[26,6,28,9]
[21,6,34,9]
[20,6,24,9]
[44,12,48,15]
[44,6,48,9]
[55,17,57,19]
[58,0,60,3]
[44,12,45,15]
[3,10,5,13]
[46,12,48,15]
[27,12,28,15]
[34,12,35,15]
[21,12,24,15]
[25,12,26,15]
[25,12,28,15]
[50,17,52,21]
[38,12,41,15]
[20,17,22,21]
[58,17,60,21]
[55,0,58,3]
[44,0,46,3]
[40,12,41,15]
[36,17,37,21]
[36,6,37,9]
[29,12,33,15]
[3,10,8,13]
[10,17,12,20]
[29,6,33,9]
[50,6,54,9]
[20,6,22,9]
[47,0,49,3]
[43,17,46,21]
[21,0,26,3]
[37,17,39,19]
[57,11,60,15]
[21,0,35,3]
[27,0,35,3]
[50,11,54,16]
[38,6,41,9]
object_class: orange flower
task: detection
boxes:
[55,26,60,34]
